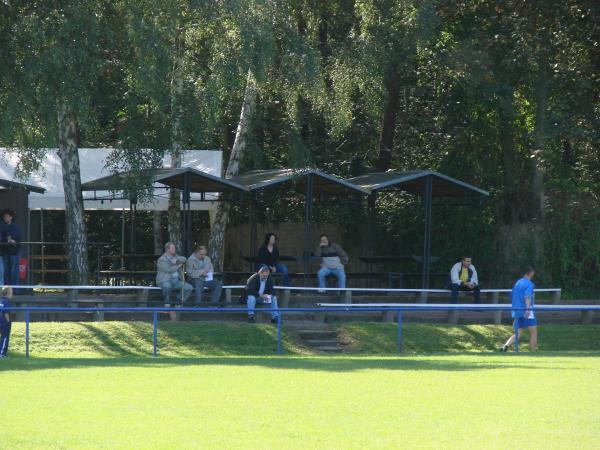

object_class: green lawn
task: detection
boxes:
[1,354,599,448]
[1,322,599,448]
[4,321,600,356]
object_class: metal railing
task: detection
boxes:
[5,303,599,358]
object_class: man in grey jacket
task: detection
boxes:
[186,245,223,306]
[315,234,349,292]
[156,242,193,304]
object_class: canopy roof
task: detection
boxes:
[230,168,370,195]
[154,167,249,193]
[0,148,222,210]
[0,178,45,194]
[348,170,489,197]
[81,168,172,192]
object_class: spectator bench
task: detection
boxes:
[9,285,568,325]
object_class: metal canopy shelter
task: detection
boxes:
[83,167,248,256]
[0,179,46,194]
[154,167,249,255]
[80,168,172,195]
[348,170,489,289]
[230,168,370,275]
[81,169,171,256]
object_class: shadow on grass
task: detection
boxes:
[2,351,599,374]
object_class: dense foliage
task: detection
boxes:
[0,1,598,291]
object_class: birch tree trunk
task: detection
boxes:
[530,67,550,266]
[57,104,89,285]
[377,66,401,172]
[153,210,163,255]
[167,35,184,252]
[208,69,257,270]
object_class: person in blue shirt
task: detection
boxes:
[1,209,22,287]
[0,286,13,358]
[501,267,538,352]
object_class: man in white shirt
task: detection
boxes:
[448,256,481,304]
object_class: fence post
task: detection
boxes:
[581,310,594,325]
[492,292,501,325]
[153,311,158,357]
[282,289,291,308]
[552,290,561,304]
[514,319,519,353]
[25,309,30,359]
[447,309,459,324]
[137,288,149,307]
[344,290,352,304]
[397,310,403,353]
[276,314,282,355]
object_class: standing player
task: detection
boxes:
[501,267,537,352]
[0,286,13,358]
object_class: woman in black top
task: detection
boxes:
[256,233,290,286]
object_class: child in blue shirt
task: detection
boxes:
[0,286,13,358]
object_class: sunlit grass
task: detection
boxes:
[1,353,599,448]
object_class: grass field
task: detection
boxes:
[1,322,599,448]
[4,321,600,356]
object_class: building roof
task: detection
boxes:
[0,178,45,194]
[229,168,370,195]
[153,167,249,193]
[348,170,489,196]
[80,168,172,192]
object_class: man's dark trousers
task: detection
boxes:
[450,283,481,304]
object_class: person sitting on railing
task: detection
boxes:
[0,286,12,358]
[156,242,193,304]
[256,233,290,286]
[243,265,279,324]
[186,245,223,307]
[1,210,21,287]
[448,256,481,304]
[315,234,348,293]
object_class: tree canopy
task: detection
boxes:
[0,0,598,291]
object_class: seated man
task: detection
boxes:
[186,245,223,307]
[244,265,279,323]
[448,256,481,304]
[156,242,193,304]
[315,234,348,292]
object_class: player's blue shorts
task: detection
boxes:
[515,317,537,329]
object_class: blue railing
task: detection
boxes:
[5,304,600,358]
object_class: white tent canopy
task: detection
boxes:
[0,149,222,210]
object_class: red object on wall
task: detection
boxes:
[19,257,27,281]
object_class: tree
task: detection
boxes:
[0,1,122,284]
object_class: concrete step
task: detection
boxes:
[304,339,339,347]
[314,346,343,353]
[299,330,337,339]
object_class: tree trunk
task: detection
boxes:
[153,210,163,255]
[377,66,402,172]
[499,97,520,226]
[57,104,89,285]
[530,67,550,266]
[208,68,257,270]
[531,69,549,222]
[167,36,184,252]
